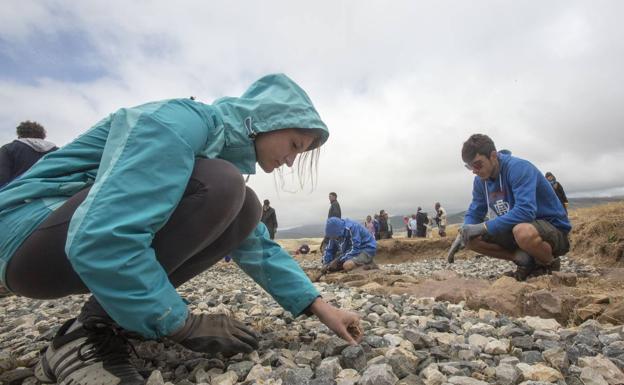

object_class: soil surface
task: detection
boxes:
[281,201,624,327]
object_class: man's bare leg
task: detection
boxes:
[343,260,357,271]
[512,223,554,266]
[466,237,516,262]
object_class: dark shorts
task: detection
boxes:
[482,220,570,257]
[350,251,374,266]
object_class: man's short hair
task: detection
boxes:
[16,121,46,139]
[329,192,337,198]
[263,199,270,205]
[462,134,496,163]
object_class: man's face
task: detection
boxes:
[546,175,555,182]
[329,194,336,203]
[465,152,498,180]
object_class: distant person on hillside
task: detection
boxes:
[328,192,341,219]
[261,199,278,239]
[403,216,410,238]
[455,134,571,280]
[321,217,377,273]
[378,209,389,239]
[408,214,417,238]
[545,172,569,213]
[364,215,375,237]
[435,202,447,237]
[0,121,58,187]
[416,207,428,237]
[373,214,381,240]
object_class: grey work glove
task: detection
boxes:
[168,313,259,355]
[459,223,488,246]
[447,234,464,264]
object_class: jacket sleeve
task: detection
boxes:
[65,102,210,339]
[464,178,488,225]
[486,161,538,234]
[322,239,337,265]
[0,145,13,187]
[340,226,363,262]
[231,224,320,316]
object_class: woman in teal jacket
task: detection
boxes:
[0,74,360,385]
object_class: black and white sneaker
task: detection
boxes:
[35,318,144,385]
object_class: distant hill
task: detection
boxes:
[275,196,624,239]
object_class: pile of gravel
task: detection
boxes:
[1,262,621,385]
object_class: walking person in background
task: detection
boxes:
[328,192,342,219]
[373,214,381,240]
[378,209,389,239]
[0,74,361,385]
[261,199,278,239]
[364,215,375,237]
[416,207,428,237]
[455,134,571,281]
[545,172,569,213]
[403,216,411,238]
[435,202,447,237]
[0,121,58,187]
[408,214,418,238]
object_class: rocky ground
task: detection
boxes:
[2,258,624,385]
[2,202,624,385]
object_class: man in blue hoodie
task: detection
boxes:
[456,134,571,280]
[321,217,377,273]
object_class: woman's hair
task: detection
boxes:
[17,121,46,139]
[461,134,496,163]
[274,129,322,192]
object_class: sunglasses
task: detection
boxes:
[464,159,484,171]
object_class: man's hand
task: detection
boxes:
[459,223,487,246]
[168,313,259,355]
[308,298,362,345]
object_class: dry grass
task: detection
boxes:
[568,201,624,266]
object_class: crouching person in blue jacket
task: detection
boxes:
[321,217,377,273]
[0,74,362,385]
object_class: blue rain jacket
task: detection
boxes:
[323,218,377,265]
[464,151,571,234]
[0,74,328,339]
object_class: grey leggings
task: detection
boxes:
[5,158,261,320]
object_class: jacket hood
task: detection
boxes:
[17,138,56,152]
[325,217,346,238]
[210,73,329,174]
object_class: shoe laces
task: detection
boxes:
[77,321,139,364]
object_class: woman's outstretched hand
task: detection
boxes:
[308,297,362,345]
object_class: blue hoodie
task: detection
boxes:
[464,151,571,234]
[323,217,377,265]
[0,74,328,339]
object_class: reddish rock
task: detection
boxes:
[550,272,577,287]
[598,300,624,325]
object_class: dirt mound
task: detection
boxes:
[568,202,624,266]
[306,267,624,326]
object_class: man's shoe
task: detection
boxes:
[529,257,562,278]
[510,250,535,281]
[35,318,144,385]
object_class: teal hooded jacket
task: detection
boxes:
[0,74,329,339]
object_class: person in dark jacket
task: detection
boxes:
[0,121,58,187]
[261,199,278,239]
[415,207,428,237]
[545,172,569,212]
[455,134,571,281]
[328,192,341,218]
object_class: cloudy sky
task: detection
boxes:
[1,1,623,228]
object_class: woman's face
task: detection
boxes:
[255,128,317,173]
